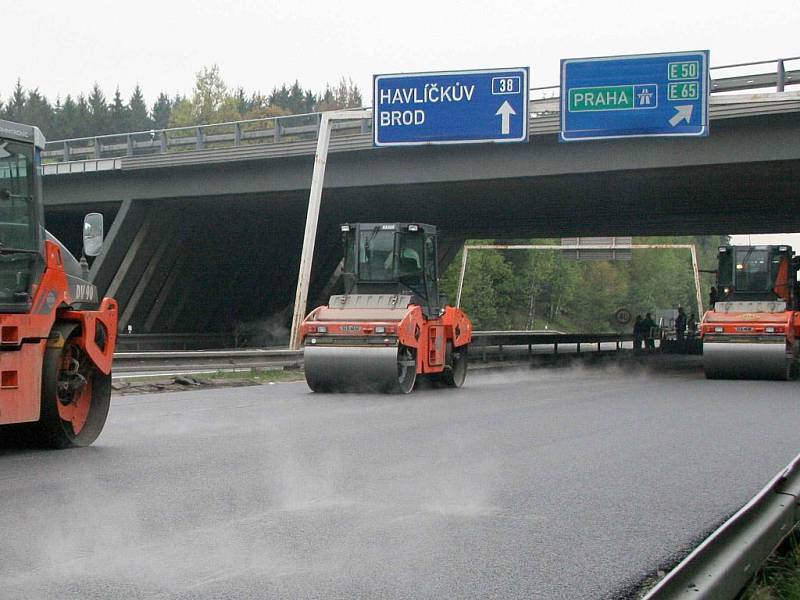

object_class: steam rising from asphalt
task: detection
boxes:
[0,355,700,597]
[0,399,503,597]
[233,306,291,347]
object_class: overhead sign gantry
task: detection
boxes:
[373,67,529,146]
[560,50,709,141]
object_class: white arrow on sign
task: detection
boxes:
[496,100,516,135]
[669,105,693,127]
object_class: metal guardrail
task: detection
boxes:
[644,451,800,599]
[116,333,235,352]
[471,331,630,350]
[111,331,632,373]
[41,57,799,165]
[113,348,303,373]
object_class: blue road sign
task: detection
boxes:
[373,68,529,146]
[560,51,709,141]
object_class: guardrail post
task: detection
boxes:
[777,59,786,92]
[577,342,581,353]
[274,118,282,143]
[554,342,558,355]
[63,141,70,162]
[159,131,168,153]
[360,118,369,134]
[234,123,242,146]
[196,127,204,151]
[94,138,101,159]
[126,134,134,156]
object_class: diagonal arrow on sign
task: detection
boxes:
[669,105,693,127]
[496,101,516,135]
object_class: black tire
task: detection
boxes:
[441,343,468,388]
[391,346,417,394]
[30,324,112,449]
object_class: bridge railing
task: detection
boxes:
[41,56,799,165]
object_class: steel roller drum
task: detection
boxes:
[304,345,412,393]
[703,341,791,380]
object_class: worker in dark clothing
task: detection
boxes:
[709,286,719,306]
[675,307,687,350]
[633,315,644,353]
[688,313,697,336]
[641,312,657,352]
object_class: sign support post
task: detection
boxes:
[289,109,372,351]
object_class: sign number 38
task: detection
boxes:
[492,76,521,95]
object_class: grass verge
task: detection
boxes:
[742,529,800,599]
[208,368,305,383]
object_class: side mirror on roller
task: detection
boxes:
[83,212,104,257]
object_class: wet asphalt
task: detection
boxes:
[2,358,799,599]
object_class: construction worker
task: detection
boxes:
[642,312,657,352]
[675,307,687,349]
[633,315,644,353]
[688,313,697,336]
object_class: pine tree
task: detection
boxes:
[151,93,172,130]
[109,87,129,134]
[128,85,152,131]
[7,80,26,121]
[88,83,110,135]
[55,95,80,139]
[75,94,92,138]
[269,84,290,111]
[287,81,307,114]
[22,88,54,136]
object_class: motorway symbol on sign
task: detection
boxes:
[373,68,529,146]
[560,51,709,141]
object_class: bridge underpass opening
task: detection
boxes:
[438,239,721,341]
[39,110,800,347]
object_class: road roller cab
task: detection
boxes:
[701,245,800,379]
[300,223,472,393]
[0,119,118,447]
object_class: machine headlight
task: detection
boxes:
[714,326,724,333]
[375,326,386,334]
[407,224,419,232]
[765,326,775,333]
[316,326,327,333]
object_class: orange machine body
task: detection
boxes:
[701,308,800,343]
[300,301,472,375]
[700,247,800,346]
[0,240,117,425]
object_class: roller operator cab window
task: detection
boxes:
[734,248,771,293]
[0,140,39,307]
[352,228,424,284]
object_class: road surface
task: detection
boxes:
[1,359,799,599]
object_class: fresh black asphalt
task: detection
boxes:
[2,359,799,599]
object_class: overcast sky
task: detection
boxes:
[5,0,798,103]
[8,1,799,242]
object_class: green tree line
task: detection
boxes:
[0,65,362,140]
[441,235,727,332]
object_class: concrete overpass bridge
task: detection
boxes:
[39,60,800,340]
